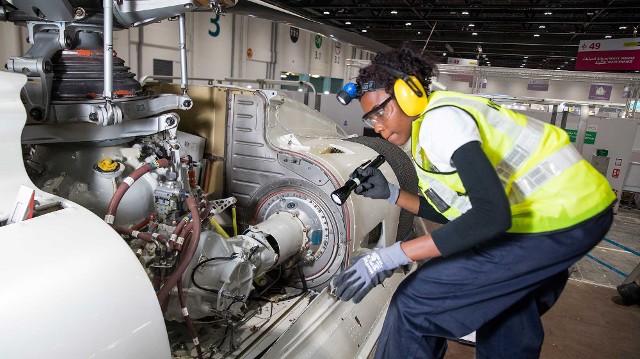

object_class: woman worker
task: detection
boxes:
[332,46,615,358]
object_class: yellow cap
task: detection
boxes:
[96,158,119,172]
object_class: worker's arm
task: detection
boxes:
[400,141,512,261]
[395,189,449,224]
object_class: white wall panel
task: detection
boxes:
[191,12,234,80]
[277,23,309,75]
[247,17,274,64]
[308,33,330,76]
[329,40,349,79]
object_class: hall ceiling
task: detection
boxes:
[249,0,640,71]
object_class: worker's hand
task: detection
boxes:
[353,167,400,204]
[332,242,411,303]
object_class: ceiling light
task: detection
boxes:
[472,32,478,36]
[524,56,529,58]
[520,65,525,67]
[469,24,475,27]
[605,35,612,38]
[443,52,447,56]
[539,25,546,29]
[557,67,561,70]
[345,21,351,25]
[323,11,330,15]
[482,54,486,57]
[564,61,568,64]
[534,34,540,37]
[329,34,334,38]
[571,58,575,60]
[405,22,412,26]
[324,91,330,95]
[462,11,469,15]
[544,12,552,15]
[587,12,594,15]
[391,10,397,14]
[361,29,367,33]
[619,26,627,30]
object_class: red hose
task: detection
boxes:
[113,226,168,244]
[173,221,194,252]
[178,278,204,359]
[105,158,170,223]
[131,217,150,231]
[157,196,201,303]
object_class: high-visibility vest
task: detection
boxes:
[411,91,615,233]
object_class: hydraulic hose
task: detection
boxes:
[131,217,150,231]
[231,206,238,236]
[178,278,203,359]
[174,221,194,252]
[168,216,189,250]
[157,196,201,303]
[104,158,170,225]
[113,226,168,244]
[210,218,229,238]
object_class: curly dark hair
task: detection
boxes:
[356,45,437,95]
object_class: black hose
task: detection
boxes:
[190,255,237,293]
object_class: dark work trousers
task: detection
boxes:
[375,207,613,359]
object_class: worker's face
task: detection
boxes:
[360,90,413,146]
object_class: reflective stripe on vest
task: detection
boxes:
[496,119,545,186]
[427,96,546,186]
[413,91,615,233]
[510,144,583,201]
[414,95,582,221]
[415,171,472,215]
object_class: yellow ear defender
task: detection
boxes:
[379,64,429,116]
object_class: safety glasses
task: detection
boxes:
[361,95,394,128]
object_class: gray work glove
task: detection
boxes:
[353,167,400,205]
[332,242,411,303]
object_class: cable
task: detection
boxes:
[268,263,308,302]
[190,254,237,293]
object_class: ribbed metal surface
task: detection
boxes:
[51,49,142,100]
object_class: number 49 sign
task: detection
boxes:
[576,37,640,71]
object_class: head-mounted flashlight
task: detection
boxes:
[336,82,358,105]
[336,81,384,106]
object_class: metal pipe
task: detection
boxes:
[139,76,318,105]
[140,75,221,85]
[550,104,558,125]
[178,14,188,95]
[137,27,144,82]
[560,110,569,129]
[575,104,590,154]
[231,14,236,78]
[103,0,113,99]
